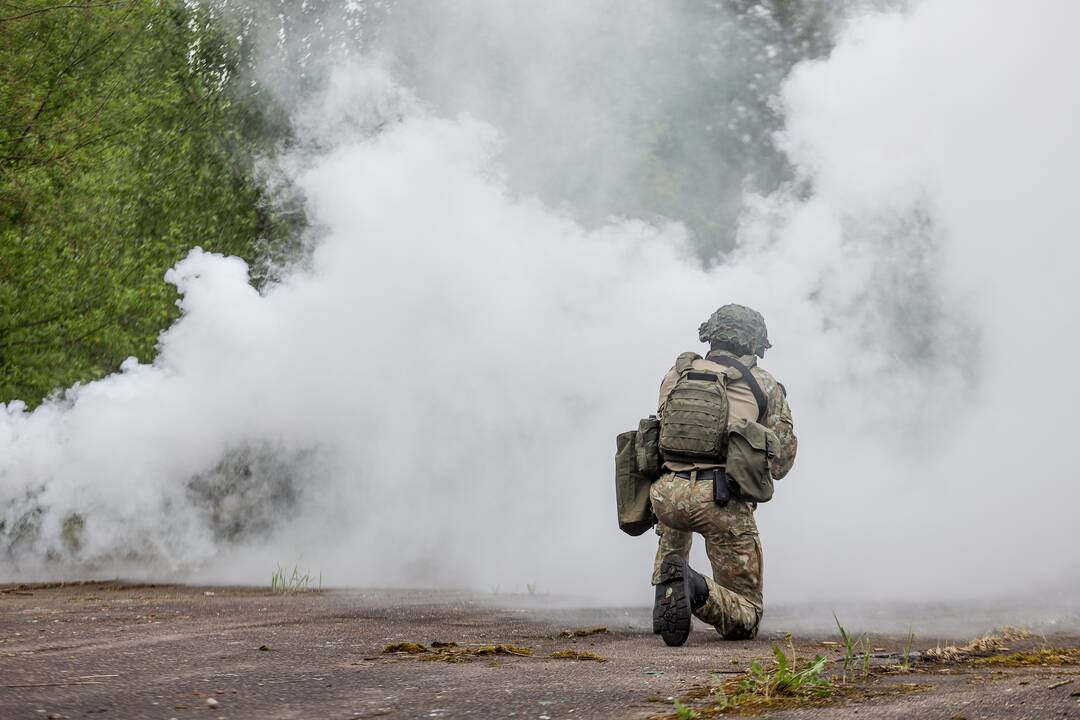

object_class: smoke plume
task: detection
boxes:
[2,0,1078,608]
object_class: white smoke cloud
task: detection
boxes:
[3,0,1079,610]
[758,0,1080,601]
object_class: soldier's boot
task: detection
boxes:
[653,554,709,647]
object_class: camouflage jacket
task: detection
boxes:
[657,349,797,479]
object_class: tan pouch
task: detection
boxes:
[615,430,655,535]
[725,418,776,503]
[636,416,662,479]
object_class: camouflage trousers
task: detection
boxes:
[650,472,763,639]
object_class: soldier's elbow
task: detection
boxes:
[771,462,794,480]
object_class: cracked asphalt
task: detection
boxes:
[2,583,1078,719]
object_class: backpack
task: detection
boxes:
[658,352,732,462]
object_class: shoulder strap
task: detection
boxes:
[674,351,701,374]
[707,354,768,423]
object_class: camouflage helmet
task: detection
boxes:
[698,304,772,357]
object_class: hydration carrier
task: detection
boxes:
[659,352,731,462]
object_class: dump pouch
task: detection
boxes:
[636,415,662,479]
[615,430,655,536]
[725,418,776,503]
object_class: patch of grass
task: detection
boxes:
[384,642,427,654]
[560,627,608,638]
[470,644,532,657]
[670,642,833,716]
[740,644,834,701]
[923,627,1032,662]
[270,562,322,594]
[651,638,932,719]
[658,680,927,718]
[551,650,607,662]
[673,699,699,720]
[834,613,873,681]
[898,631,916,672]
[383,641,533,663]
[834,613,857,677]
[972,647,1080,667]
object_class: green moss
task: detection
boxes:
[471,644,532,657]
[973,648,1080,667]
[551,650,607,662]
[388,642,533,663]
[559,627,608,638]
[383,642,427,654]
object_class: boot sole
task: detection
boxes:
[653,554,692,646]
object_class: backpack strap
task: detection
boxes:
[674,351,702,375]
[707,354,768,424]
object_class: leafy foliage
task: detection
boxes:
[739,644,833,700]
[672,699,700,720]
[0,1,300,406]
[1,0,857,405]
[672,641,833,716]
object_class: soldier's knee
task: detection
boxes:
[719,623,759,641]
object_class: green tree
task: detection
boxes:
[0,1,300,406]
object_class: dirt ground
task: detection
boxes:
[2,582,1079,720]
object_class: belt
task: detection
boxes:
[673,468,724,482]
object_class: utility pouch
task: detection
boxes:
[712,468,730,506]
[725,418,776,503]
[636,415,662,480]
[615,430,655,536]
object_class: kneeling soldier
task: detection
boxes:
[651,304,797,645]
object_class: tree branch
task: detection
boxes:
[0,2,129,23]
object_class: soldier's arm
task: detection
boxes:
[657,366,679,415]
[754,369,797,479]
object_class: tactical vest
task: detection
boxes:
[658,352,768,464]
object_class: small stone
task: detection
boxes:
[258,644,272,651]
[205,698,218,709]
